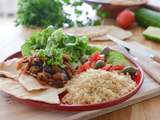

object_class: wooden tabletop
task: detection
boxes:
[0,18,160,120]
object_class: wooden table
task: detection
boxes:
[0,18,160,120]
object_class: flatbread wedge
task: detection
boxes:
[18,74,48,91]
[64,26,109,38]
[64,25,132,41]
[0,77,60,104]
[91,26,132,41]
[0,71,17,80]
[0,58,20,79]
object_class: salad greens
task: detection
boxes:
[21,26,100,68]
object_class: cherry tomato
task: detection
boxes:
[109,65,125,71]
[116,9,135,29]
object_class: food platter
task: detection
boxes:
[2,50,144,111]
[0,27,144,111]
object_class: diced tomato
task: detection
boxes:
[89,52,103,62]
[76,65,85,74]
[133,71,141,84]
[84,61,91,70]
[76,62,91,74]
[101,65,111,71]
[109,65,125,71]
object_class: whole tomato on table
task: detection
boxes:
[116,9,135,29]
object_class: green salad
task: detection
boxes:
[21,26,100,68]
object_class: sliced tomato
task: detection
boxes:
[109,65,125,71]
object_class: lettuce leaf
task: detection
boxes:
[21,26,100,67]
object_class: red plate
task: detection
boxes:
[4,51,144,111]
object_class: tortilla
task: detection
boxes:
[18,74,48,91]
[0,77,60,104]
[0,58,20,79]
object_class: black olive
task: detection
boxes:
[32,59,43,66]
[53,80,64,88]
[61,70,69,81]
[29,66,42,73]
[63,73,69,81]
[95,60,105,69]
[80,55,88,64]
[101,47,110,56]
[43,66,53,74]
[122,66,137,76]
[52,65,62,73]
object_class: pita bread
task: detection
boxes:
[0,58,20,79]
[18,74,48,91]
[64,26,110,38]
[0,77,60,104]
[91,26,132,41]
[0,71,17,79]
[64,25,132,41]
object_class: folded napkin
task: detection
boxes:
[127,42,160,84]
[137,58,160,84]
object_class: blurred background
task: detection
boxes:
[0,0,160,19]
[0,0,17,17]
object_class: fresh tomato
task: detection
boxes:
[76,62,91,74]
[83,62,91,70]
[89,52,104,63]
[77,52,106,74]
[133,71,141,84]
[101,65,111,71]
[109,65,125,71]
[116,9,135,29]
[76,65,85,74]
